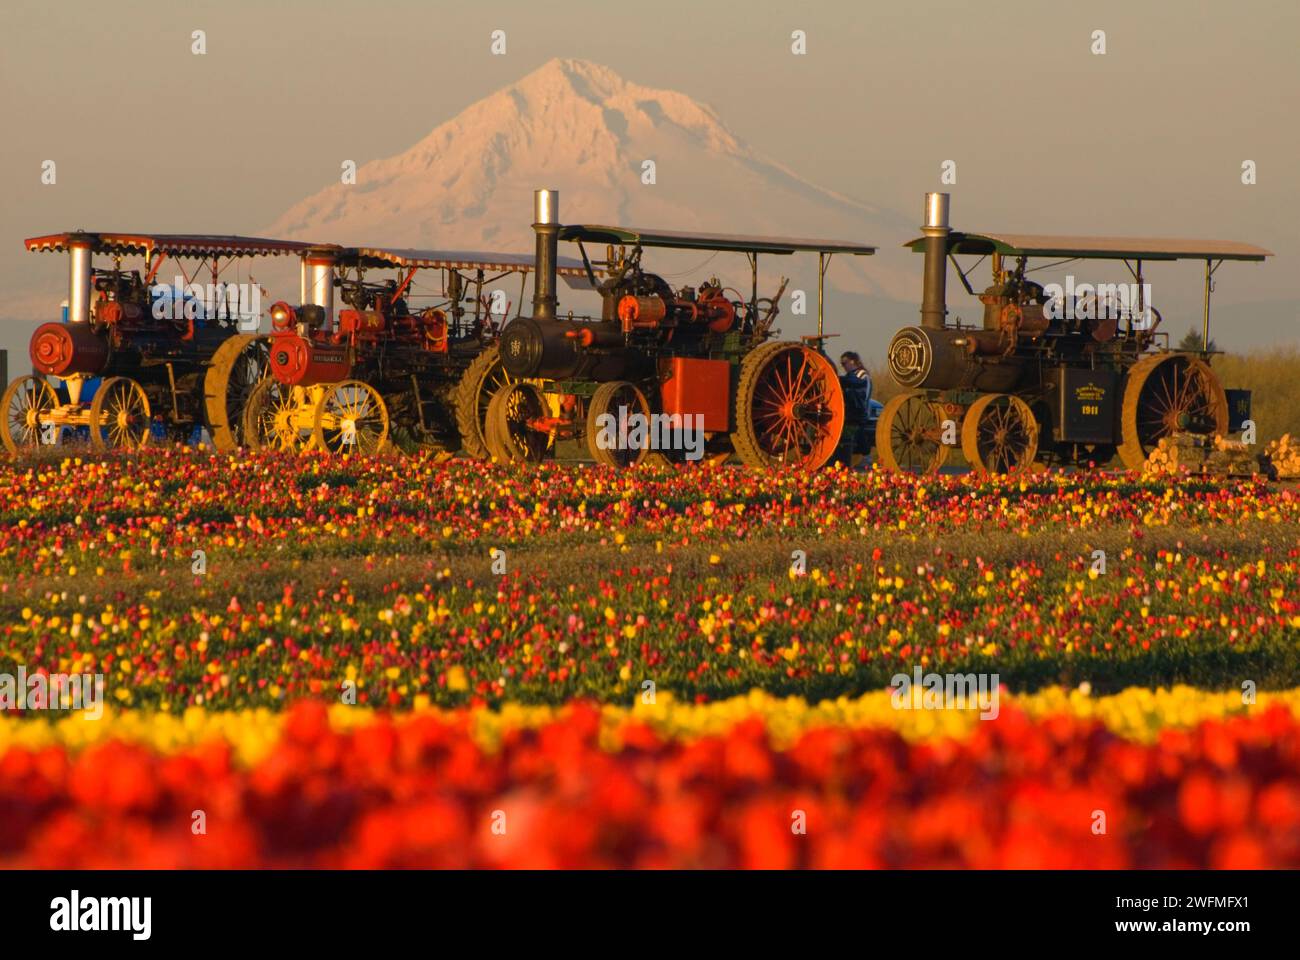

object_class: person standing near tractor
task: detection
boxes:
[838,351,876,461]
[839,351,872,396]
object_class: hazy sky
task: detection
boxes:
[1,0,1296,372]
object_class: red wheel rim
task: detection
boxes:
[749,347,845,468]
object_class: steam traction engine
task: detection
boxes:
[478,189,875,470]
[244,245,591,454]
[876,193,1270,474]
[2,233,310,454]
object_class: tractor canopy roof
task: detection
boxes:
[904,231,1272,262]
[335,245,592,281]
[559,225,876,256]
[25,232,316,258]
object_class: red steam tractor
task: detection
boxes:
[2,232,310,454]
[243,244,592,454]
[479,189,875,470]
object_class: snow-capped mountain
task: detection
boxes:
[266,58,916,312]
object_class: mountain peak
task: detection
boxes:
[472,56,740,157]
[514,58,629,102]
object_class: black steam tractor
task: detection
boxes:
[478,189,875,470]
[244,244,591,455]
[2,232,308,454]
[876,193,1270,474]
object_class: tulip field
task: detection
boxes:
[2,449,1299,868]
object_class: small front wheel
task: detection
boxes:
[2,375,61,455]
[585,381,651,468]
[89,377,151,450]
[243,379,316,452]
[874,391,949,474]
[960,393,1039,475]
[486,382,549,463]
[312,380,389,455]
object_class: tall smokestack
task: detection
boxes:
[532,189,559,320]
[303,247,336,321]
[67,233,94,325]
[920,192,950,330]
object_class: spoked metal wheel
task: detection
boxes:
[960,393,1039,475]
[454,344,517,459]
[2,376,61,455]
[312,380,389,455]
[243,379,316,452]
[731,341,845,470]
[485,381,549,463]
[586,381,651,468]
[1118,353,1227,470]
[204,334,269,449]
[875,390,950,474]
[89,377,151,450]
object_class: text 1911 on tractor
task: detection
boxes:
[243,244,592,455]
[876,193,1271,475]
[2,232,310,455]
[481,189,876,470]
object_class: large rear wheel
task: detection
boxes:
[454,344,515,459]
[204,334,268,449]
[731,341,845,471]
[1118,353,1227,470]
